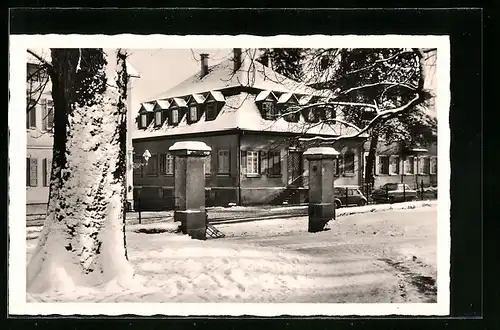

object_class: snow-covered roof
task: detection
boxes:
[304,147,341,156]
[154,99,170,110]
[255,90,278,102]
[169,141,212,152]
[277,93,298,104]
[208,90,225,102]
[146,57,317,102]
[299,95,313,105]
[171,97,187,107]
[133,93,362,140]
[188,94,206,104]
[139,102,155,113]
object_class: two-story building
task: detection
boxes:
[132,49,367,210]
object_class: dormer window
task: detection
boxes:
[305,108,319,123]
[262,102,277,120]
[140,113,148,128]
[155,111,162,127]
[171,108,179,125]
[189,105,198,122]
[205,102,217,121]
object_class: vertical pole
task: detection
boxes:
[346,187,349,207]
[138,196,141,224]
[403,181,406,201]
[421,179,424,200]
[386,185,389,202]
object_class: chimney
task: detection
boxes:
[233,48,242,73]
[200,53,209,77]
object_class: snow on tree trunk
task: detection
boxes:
[27,49,135,294]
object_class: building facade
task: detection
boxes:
[132,49,366,210]
[26,50,140,215]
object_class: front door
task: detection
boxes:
[287,151,303,187]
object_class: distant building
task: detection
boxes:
[26,50,140,215]
[364,48,438,190]
[132,49,366,210]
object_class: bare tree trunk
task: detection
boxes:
[27,49,134,294]
[364,134,379,188]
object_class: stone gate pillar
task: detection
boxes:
[169,141,211,240]
[304,147,340,232]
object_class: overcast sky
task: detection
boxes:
[126,49,233,117]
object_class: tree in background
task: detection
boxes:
[257,48,305,81]
[26,49,135,294]
[260,48,436,187]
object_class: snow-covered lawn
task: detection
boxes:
[26,205,437,303]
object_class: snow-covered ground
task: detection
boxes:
[26,205,437,303]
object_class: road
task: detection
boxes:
[218,206,438,303]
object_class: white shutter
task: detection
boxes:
[375,156,380,175]
[413,156,418,174]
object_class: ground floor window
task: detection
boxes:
[404,157,414,174]
[26,157,38,187]
[390,156,400,175]
[217,149,230,174]
[267,151,281,176]
[343,152,355,174]
[377,156,390,175]
[246,151,259,175]
[159,153,174,175]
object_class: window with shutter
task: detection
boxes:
[29,158,38,187]
[217,149,230,174]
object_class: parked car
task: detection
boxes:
[371,183,417,204]
[333,186,368,208]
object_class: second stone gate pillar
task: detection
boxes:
[169,141,211,240]
[304,147,340,232]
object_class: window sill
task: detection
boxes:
[245,173,261,178]
[217,173,231,177]
[267,174,282,178]
[343,173,355,177]
[147,174,159,177]
[163,174,174,177]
